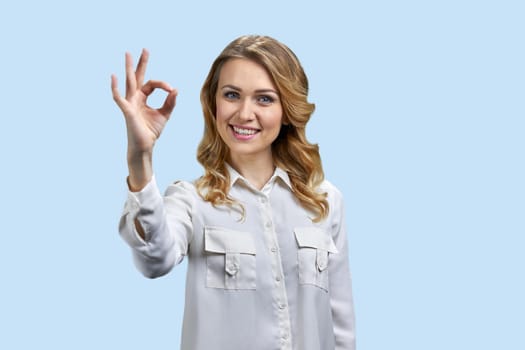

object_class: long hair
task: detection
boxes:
[196,35,328,222]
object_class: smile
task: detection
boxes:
[232,126,259,136]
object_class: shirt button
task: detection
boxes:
[271,247,277,253]
[282,333,289,340]
[128,201,139,211]
[275,276,281,282]
[265,221,272,229]
[259,197,267,204]
[279,303,286,309]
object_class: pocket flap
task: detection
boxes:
[294,227,338,253]
[204,226,256,255]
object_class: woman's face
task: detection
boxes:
[215,58,283,165]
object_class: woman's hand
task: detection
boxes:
[111,49,178,154]
[111,49,178,190]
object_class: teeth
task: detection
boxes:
[233,126,257,135]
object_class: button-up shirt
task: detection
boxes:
[119,166,355,350]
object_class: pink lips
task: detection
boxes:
[230,125,260,140]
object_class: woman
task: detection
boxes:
[112,35,355,350]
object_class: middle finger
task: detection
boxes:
[135,49,150,88]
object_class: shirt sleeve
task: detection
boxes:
[118,176,194,278]
[328,185,356,350]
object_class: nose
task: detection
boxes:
[237,98,255,121]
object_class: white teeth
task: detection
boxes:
[233,126,257,135]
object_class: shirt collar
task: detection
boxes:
[226,163,292,191]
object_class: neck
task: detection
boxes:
[229,153,275,190]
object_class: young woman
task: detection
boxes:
[112,35,355,350]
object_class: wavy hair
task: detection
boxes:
[196,35,328,222]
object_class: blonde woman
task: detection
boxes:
[112,35,355,350]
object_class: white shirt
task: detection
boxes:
[119,166,356,350]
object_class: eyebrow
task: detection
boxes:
[220,84,279,95]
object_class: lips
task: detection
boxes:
[231,125,260,137]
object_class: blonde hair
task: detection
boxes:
[196,35,328,222]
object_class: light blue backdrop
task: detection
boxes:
[0,0,523,349]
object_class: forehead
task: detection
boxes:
[218,58,277,90]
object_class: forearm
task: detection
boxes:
[127,149,153,192]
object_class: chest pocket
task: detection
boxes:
[204,226,256,290]
[294,227,338,292]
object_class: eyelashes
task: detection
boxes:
[223,91,276,105]
[257,95,274,104]
[224,91,239,99]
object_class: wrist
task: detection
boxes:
[127,149,153,165]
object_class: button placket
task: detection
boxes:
[258,193,293,349]
[258,195,291,349]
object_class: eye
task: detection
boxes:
[224,91,239,100]
[257,95,275,105]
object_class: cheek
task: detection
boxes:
[215,98,237,121]
[215,102,228,123]
[264,108,284,131]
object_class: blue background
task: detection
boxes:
[1,0,523,349]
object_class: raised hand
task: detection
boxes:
[111,49,178,190]
[111,49,178,154]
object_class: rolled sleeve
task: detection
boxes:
[119,176,163,248]
[118,176,193,278]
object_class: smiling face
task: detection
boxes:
[215,58,283,167]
